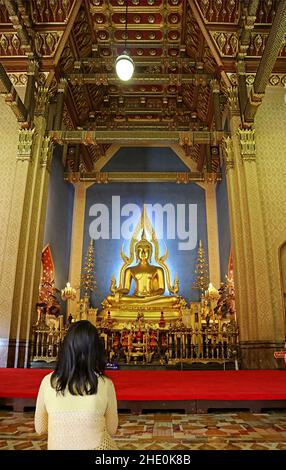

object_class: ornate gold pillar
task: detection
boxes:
[223,91,245,329]
[229,94,258,339]
[68,182,93,317]
[238,127,282,366]
[224,87,284,368]
[7,88,54,367]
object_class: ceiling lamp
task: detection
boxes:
[115,0,135,81]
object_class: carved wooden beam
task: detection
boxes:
[80,145,95,173]
[46,0,83,88]
[50,130,227,146]
[205,144,212,172]
[83,0,98,45]
[237,0,260,113]
[54,78,67,130]
[243,0,286,125]
[67,73,213,86]
[74,57,199,68]
[3,0,34,55]
[211,79,222,131]
[64,86,80,129]
[64,171,207,184]
[24,58,39,123]
[239,0,260,51]
[188,0,231,88]
[196,144,206,172]
[0,63,27,122]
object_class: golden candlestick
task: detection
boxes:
[205,282,219,303]
[61,282,76,301]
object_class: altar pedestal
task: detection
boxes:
[101,301,184,324]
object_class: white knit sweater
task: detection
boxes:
[34,372,118,450]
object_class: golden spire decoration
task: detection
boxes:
[192,240,209,296]
[80,239,96,299]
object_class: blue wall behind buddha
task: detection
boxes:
[82,147,209,309]
[43,146,74,314]
[216,166,231,281]
[103,146,190,172]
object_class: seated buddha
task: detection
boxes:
[102,232,183,317]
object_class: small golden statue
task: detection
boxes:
[101,209,186,322]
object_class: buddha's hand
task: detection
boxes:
[153,288,164,295]
[117,287,129,295]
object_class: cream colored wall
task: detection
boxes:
[281,243,286,295]
[255,87,286,331]
[0,97,20,366]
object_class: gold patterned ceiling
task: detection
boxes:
[0,0,286,169]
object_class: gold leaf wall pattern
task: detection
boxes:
[0,97,20,366]
[255,88,286,328]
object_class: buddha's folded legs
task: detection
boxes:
[104,294,180,306]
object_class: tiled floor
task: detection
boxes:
[1,410,286,450]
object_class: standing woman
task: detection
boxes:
[34,320,118,450]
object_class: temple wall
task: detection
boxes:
[43,146,74,315]
[216,166,231,282]
[255,87,286,330]
[0,98,20,366]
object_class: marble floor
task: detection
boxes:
[0,409,286,450]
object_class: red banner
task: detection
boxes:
[39,244,55,304]
[42,244,54,282]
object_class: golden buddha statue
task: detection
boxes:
[101,210,186,322]
[109,235,179,306]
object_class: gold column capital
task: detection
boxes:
[17,128,35,162]
[40,136,53,171]
[57,78,67,93]
[27,58,39,76]
[221,136,235,172]
[226,85,240,117]
[34,87,50,117]
[238,127,256,162]
[210,78,220,93]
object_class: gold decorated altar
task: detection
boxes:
[30,210,239,368]
[95,210,239,367]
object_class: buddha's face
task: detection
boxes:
[136,244,151,262]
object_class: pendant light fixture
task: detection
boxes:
[115,0,135,81]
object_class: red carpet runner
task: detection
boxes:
[0,369,286,401]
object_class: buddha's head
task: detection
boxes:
[135,232,153,263]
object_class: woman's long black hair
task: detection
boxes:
[51,320,106,396]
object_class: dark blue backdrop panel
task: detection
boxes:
[102,147,190,172]
[216,166,231,281]
[43,146,74,314]
[83,182,208,309]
